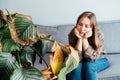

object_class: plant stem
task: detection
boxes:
[17,52,22,67]
[32,47,49,68]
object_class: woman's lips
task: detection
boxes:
[79,31,89,36]
[79,32,84,36]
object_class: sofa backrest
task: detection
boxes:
[37,20,120,54]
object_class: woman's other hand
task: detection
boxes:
[83,31,92,39]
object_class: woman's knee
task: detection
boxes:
[83,62,96,73]
[82,62,98,80]
[68,62,82,80]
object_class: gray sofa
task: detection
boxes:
[35,20,120,80]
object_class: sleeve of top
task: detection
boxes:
[83,30,105,61]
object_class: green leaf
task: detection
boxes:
[0,10,7,29]
[57,54,78,80]
[2,39,21,52]
[0,19,6,29]
[14,16,38,41]
[10,66,44,80]
[33,35,52,63]
[0,52,19,80]
[20,46,35,66]
[0,25,21,52]
[0,27,11,40]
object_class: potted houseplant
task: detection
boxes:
[0,9,79,80]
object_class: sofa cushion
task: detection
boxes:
[98,21,120,53]
[37,24,74,45]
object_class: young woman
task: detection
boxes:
[68,11,110,80]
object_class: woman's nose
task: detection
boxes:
[81,26,85,31]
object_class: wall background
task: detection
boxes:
[0,0,120,25]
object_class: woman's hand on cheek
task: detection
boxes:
[83,31,92,39]
[74,28,82,39]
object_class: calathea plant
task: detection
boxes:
[0,9,79,80]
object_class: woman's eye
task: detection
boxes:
[85,25,90,28]
[78,23,82,26]
[85,26,89,28]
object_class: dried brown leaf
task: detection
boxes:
[41,66,57,80]
[11,13,32,21]
[50,41,64,75]
[0,10,7,22]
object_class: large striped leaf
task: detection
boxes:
[0,27,11,40]
[2,39,21,52]
[20,46,35,66]
[0,52,19,80]
[13,16,38,41]
[10,67,44,80]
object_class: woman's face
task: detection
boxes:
[76,17,93,38]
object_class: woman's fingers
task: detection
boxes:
[74,28,82,39]
[84,31,92,38]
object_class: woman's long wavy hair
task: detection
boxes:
[68,11,101,51]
